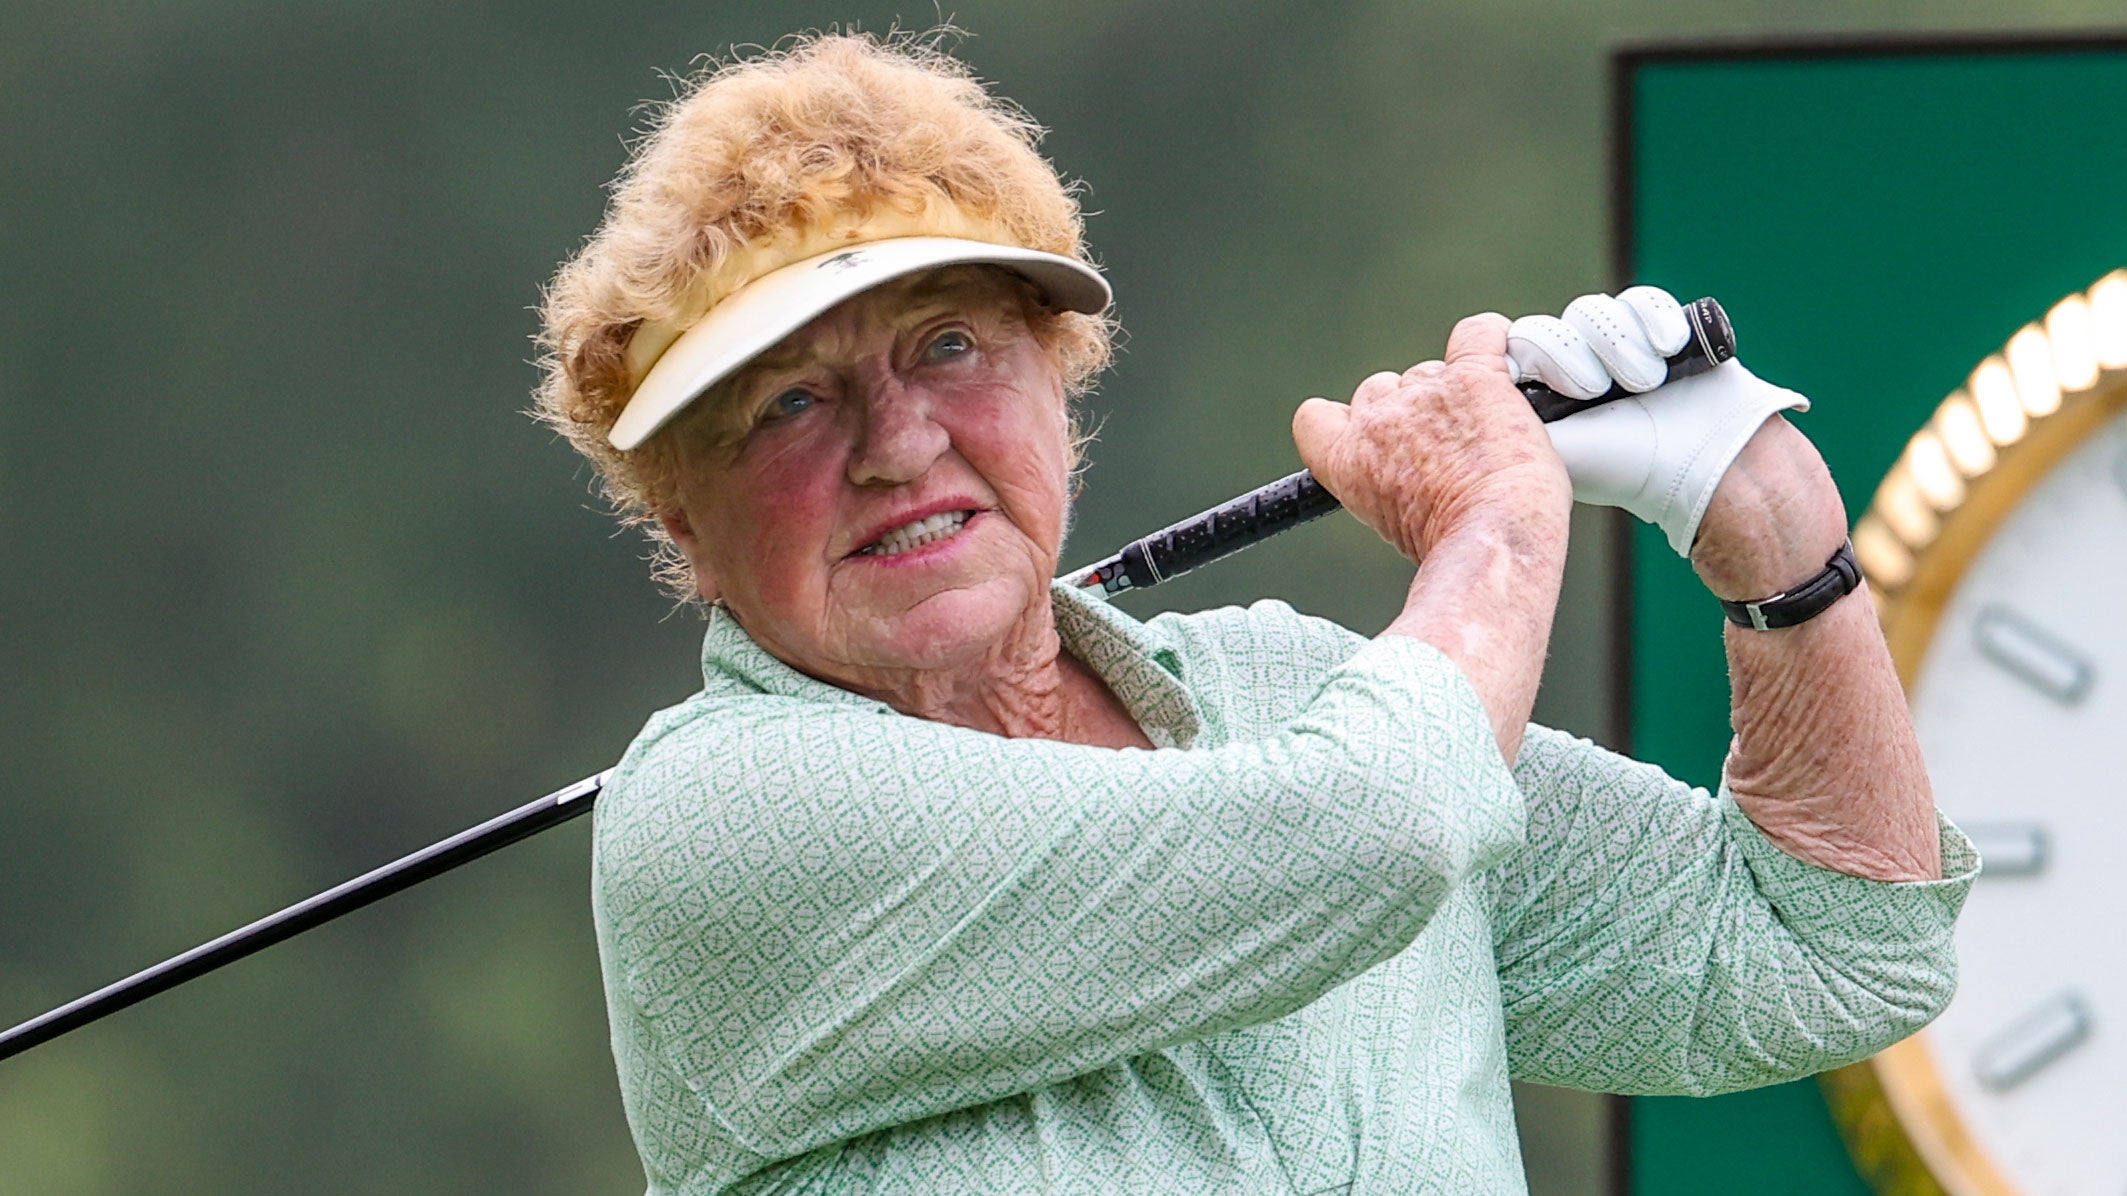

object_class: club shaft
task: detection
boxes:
[0,772,606,1062]
[1,297,1734,1063]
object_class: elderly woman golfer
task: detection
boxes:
[538,34,1973,1196]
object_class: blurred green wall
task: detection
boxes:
[2,4,2123,1194]
[1624,41,2127,1195]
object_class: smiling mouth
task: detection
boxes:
[856,509,976,558]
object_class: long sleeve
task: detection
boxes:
[592,629,1524,1173]
[1489,725,1977,1096]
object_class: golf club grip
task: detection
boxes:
[1063,469,1343,593]
[1069,296,1733,593]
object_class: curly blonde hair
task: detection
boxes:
[534,31,1113,595]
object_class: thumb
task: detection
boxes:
[1291,397,1350,479]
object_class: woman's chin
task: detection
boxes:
[860,575,1043,671]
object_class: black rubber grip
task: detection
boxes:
[1067,296,1735,595]
[1112,469,1341,589]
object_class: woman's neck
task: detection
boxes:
[845,600,1152,749]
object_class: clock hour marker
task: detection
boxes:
[1963,822,2049,878]
[1974,606,2095,705]
[1974,991,2092,1092]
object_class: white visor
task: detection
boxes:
[607,236,1111,450]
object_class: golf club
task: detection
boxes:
[0,296,1733,1064]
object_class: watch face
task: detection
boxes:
[1905,405,2127,1193]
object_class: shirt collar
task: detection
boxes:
[698,581,1205,748]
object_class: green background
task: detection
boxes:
[1625,44,2127,1195]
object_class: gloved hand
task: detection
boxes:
[1505,286,1808,557]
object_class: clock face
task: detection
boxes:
[1905,404,2127,1195]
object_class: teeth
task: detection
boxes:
[863,510,971,557]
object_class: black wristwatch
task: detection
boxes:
[1717,541,1862,630]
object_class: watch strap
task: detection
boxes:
[1718,541,1862,631]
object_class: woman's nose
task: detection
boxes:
[847,381,950,487]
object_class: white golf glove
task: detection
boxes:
[1505,286,1809,557]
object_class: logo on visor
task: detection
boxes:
[820,250,868,272]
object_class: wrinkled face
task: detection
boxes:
[659,267,1073,684]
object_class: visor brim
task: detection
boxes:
[607,236,1110,451]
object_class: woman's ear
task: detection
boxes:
[656,508,720,602]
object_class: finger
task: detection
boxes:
[1291,396,1351,470]
[1564,292,1665,393]
[1442,311,1510,365]
[1351,370,1403,408]
[1505,313,1610,401]
[1618,285,1691,357]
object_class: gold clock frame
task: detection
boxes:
[1820,268,2127,1196]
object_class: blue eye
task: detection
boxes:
[760,388,814,422]
[924,329,974,362]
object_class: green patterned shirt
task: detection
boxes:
[592,582,1975,1195]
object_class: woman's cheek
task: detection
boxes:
[961,383,1070,525]
[706,464,835,600]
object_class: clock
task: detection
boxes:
[1822,268,2127,1195]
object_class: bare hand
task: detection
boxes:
[1292,314,1571,563]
